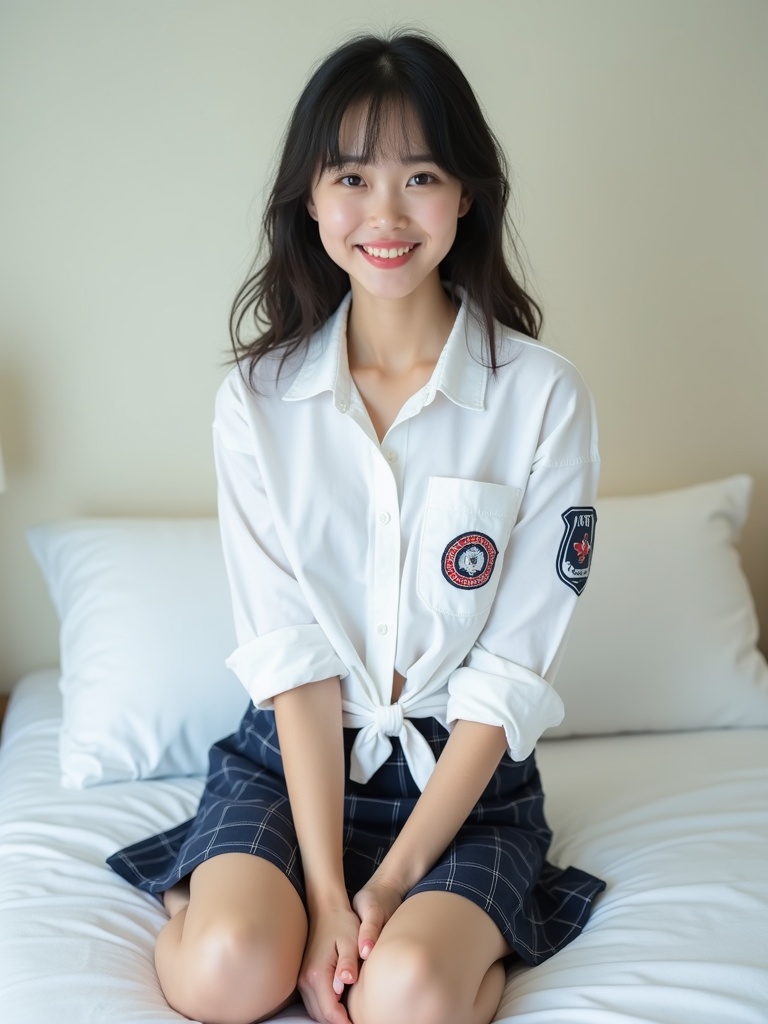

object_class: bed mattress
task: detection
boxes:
[1,670,767,1023]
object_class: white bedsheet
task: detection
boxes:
[1,670,766,1024]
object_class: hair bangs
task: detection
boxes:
[314,81,443,179]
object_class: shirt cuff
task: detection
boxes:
[225,624,349,708]
[446,647,565,761]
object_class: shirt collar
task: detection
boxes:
[283,288,489,412]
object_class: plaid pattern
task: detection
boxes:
[108,706,604,965]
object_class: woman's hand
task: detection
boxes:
[298,902,361,1024]
[352,877,406,961]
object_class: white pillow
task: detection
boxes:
[27,519,248,787]
[550,475,768,737]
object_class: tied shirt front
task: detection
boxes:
[215,291,599,790]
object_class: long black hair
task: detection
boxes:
[230,31,542,383]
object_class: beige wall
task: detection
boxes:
[1,0,766,691]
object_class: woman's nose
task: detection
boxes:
[367,188,407,230]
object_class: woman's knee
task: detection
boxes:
[157,911,302,1024]
[155,855,307,1024]
[348,936,455,1024]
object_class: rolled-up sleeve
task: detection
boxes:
[446,364,600,760]
[214,374,348,707]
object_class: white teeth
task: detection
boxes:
[362,245,414,258]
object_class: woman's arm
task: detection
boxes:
[273,676,360,1024]
[353,718,508,956]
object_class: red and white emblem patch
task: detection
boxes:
[556,506,596,595]
[441,532,499,590]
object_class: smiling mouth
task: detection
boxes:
[359,244,418,259]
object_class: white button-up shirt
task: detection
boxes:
[215,292,599,790]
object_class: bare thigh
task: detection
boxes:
[347,890,511,1024]
[155,853,307,1024]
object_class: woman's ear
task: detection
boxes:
[306,197,319,221]
[458,188,473,218]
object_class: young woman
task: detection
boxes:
[109,30,605,1024]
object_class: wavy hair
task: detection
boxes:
[230,31,542,383]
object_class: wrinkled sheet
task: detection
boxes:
[1,671,766,1024]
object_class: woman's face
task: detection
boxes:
[306,103,471,303]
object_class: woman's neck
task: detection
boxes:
[346,277,457,374]
[344,277,460,443]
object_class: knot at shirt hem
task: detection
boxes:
[374,702,404,737]
[343,698,448,791]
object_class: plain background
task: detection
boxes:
[1,0,766,691]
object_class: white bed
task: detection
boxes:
[2,476,767,1023]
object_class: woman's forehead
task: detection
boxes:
[336,100,430,163]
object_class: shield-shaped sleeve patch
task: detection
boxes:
[556,507,596,595]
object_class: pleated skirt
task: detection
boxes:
[108,704,605,965]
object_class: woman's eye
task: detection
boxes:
[340,174,363,187]
[409,173,435,186]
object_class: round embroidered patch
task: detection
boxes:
[441,532,499,590]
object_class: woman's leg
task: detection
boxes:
[155,853,307,1024]
[347,891,510,1024]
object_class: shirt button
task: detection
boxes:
[378,512,391,525]
[387,451,398,463]
[376,623,388,635]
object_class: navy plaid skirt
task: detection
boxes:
[108,705,604,965]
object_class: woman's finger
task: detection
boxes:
[300,968,350,1024]
[316,971,351,1024]
[357,901,386,959]
[333,933,360,991]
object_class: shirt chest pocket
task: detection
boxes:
[416,477,523,618]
